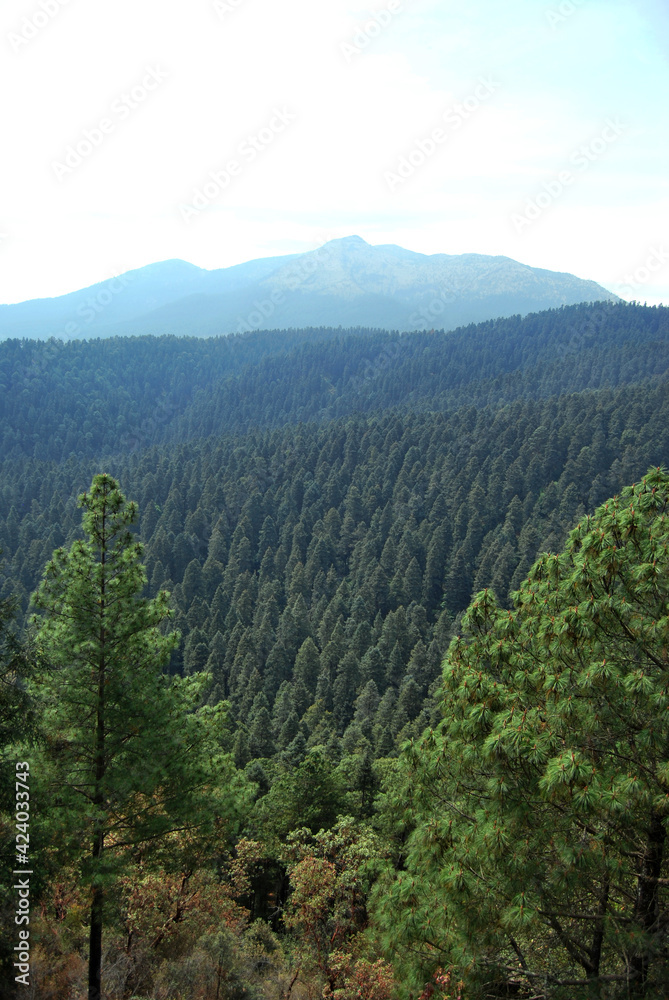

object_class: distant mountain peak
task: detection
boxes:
[0,237,618,341]
[324,235,369,247]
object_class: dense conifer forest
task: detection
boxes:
[1,300,669,998]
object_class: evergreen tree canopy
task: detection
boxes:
[30,474,242,1000]
[379,467,669,998]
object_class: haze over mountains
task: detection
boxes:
[0,236,618,341]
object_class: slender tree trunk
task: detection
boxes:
[585,877,609,997]
[88,705,106,1000]
[88,738,106,1000]
[88,873,104,1000]
[629,810,666,995]
[89,509,107,1000]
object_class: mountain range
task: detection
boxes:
[0,235,618,341]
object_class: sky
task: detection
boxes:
[1,0,668,306]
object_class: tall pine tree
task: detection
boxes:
[30,475,240,1000]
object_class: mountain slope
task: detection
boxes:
[0,237,617,340]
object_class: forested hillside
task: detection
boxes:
[0,301,665,460]
[1,300,668,998]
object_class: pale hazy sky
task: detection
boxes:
[1,0,668,305]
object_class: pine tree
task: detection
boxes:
[378,468,669,997]
[30,475,239,1000]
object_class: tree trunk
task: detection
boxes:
[88,740,106,1000]
[88,697,106,998]
[89,515,107,1000]
[88,879,104,1000]
[629,810,666,995]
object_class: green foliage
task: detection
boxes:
[377,468,669,997]
[1,304,669,993]
[0,303,666,461]
[0,591,34,998]
[30,861,287,999]
[0,591,32,762]
[1,306,668,789]
[29,474,243,999]
[283,817,390,996]
[252,748,344,844]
